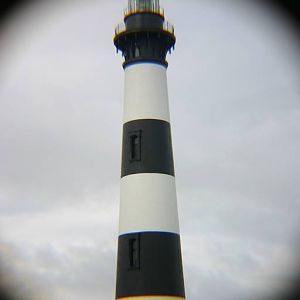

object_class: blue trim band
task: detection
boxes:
[123,59,168,69]
[118,230,180,237]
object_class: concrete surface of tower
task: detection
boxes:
[114,0,185,299]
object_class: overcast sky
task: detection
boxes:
[0,0,300,299]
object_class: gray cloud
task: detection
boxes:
[0,240,115,300]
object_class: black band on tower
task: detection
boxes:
[121,119,175,178]
[116,232,185,298]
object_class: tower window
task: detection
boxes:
[135,47,140,57]
[129,237,140,269]
[129,130,141,161]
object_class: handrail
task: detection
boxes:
[125,7,164,17]
[115,23,126,36]
[163,21,175,35]
[115,20,174,36]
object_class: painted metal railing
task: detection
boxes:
[115,20,174,36]
[163,20,175,35]
[115,23,126,36]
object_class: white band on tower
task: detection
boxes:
[119,173,180,235]
[124,63,170,123]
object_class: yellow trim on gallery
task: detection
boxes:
[117,296,185,300]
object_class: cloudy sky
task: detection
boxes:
[0,0,300,299]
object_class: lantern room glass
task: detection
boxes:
[127,0,161,14]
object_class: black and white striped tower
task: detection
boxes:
[114,0,185,299]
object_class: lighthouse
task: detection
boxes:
[114,0,185,299]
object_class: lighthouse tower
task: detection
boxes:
[114,0,185,299]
